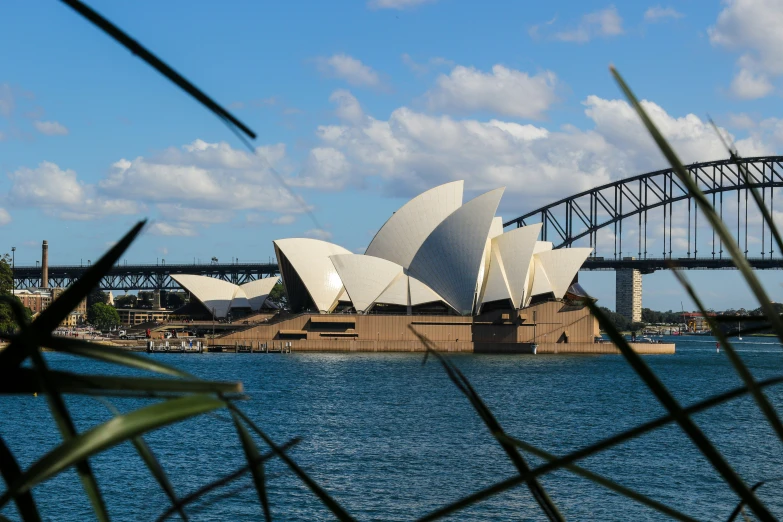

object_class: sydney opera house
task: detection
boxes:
[174,181,605,353]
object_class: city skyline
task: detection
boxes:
[2,0,782,310]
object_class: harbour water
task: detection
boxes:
[2,335,783,521]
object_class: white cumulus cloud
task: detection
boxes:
[367,0,436,9]
[0,208,10,226]
[644,6,684,22]
[709,0,783,98]
[554,6,623,43]
[33,120,68,136]
[304,228,333,240]
[426,65,558,119]
[293,91,773,215]
[273,214,297,225]
[148,222,198,237]
[315,54,382,88]
[99,140,302,214]
[8,161,140,220]
[730,68,774,99]
[331,89,365,124]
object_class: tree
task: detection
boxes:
[267,282,287,308]
[114,294,138,308]
[0,254,32,333]
[598,306,631,332]
[87,287,109,308]
[89,302,121,330]
[138,291,154,309]
[629,321,647,333]
[165,291,187,310]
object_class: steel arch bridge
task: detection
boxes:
[504,156,783,272]
[12,263,278,291]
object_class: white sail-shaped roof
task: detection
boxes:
[533,241,553,254]
[330,254,403,313]
[240,277,279,311]
[494,223,542,308]
[409,276,448,307]
[365,181,463,269]
[534,248,593,298]
[375,274,409,306]
[273,238,351,313]
[172,274,242,318]
[408,188,504,315]
[526,257,553,305]
[476,217,504,305]
[480,246,512,305]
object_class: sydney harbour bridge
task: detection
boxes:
[12,156,783,317]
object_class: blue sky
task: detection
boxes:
[1,0,782,311]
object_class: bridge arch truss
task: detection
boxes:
[505,156,783,263]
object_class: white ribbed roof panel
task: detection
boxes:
[409,276,448,306]
[480,246,512,305]
[171,274,238,319]
[230,287,251,309]
[365,181,463,268]
[534,248,593,298]
[533,241,553,254]
[375,274,409,306]
[494,223,542,308]
[408,188,504,315]
[527,257,553,307]
[273,238,352,313]
[476,217,505,303]
[240,277,279,311]
[330,254,403,313]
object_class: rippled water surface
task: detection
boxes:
[3,336,783,521]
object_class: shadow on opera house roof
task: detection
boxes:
[174,181,593,318]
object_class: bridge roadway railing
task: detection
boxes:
[582,256,783,273]
[12,262,279,291]
[11,255,783,291]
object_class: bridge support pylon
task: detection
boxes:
[616,259,642,323]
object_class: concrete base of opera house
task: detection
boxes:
[205,301,676,355]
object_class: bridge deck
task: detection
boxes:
[10,256,782,290]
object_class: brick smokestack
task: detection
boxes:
[41,240,48,289]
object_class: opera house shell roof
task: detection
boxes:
[170,274,279,319]
[172,181,592,318]
[274,181,592,316]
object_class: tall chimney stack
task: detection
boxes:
[41,240,48,289]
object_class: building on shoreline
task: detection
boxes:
[13,287,87,327]
[116,308,173,326]
[174,182,609,352]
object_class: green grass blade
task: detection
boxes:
[501,434,698,522]
[586,300,773,521]
[28,346,110,521]
[610,66,783,344]
[671,269,783,443]
[411,326,564,522]
[155,438,300,522]
[131,437,189,521]
[0,395,225,507]
[417,375,783,521]
[43,336,195,378]
[228,406,356,522]
[0,221,146,370]
[0,435,41,522]
[231,413,271,521]
[95,398,188,522]
[35,221,146,334]
[0,368,241,396]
